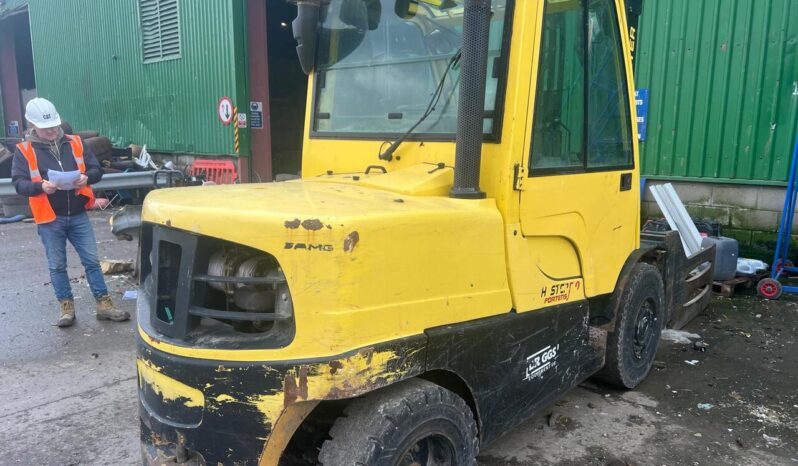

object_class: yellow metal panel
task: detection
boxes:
[504,224,586,312]
[142,180,512,362]
[519,171,636,298]
[516,0,640,300]
[312,164,455,197]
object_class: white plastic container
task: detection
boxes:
[737,258,768,277]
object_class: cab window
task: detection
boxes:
[530,0,633,175]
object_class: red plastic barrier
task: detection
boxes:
[189,160,238,184]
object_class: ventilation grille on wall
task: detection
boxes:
[139,0,181,63]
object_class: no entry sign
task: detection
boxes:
[218,96,234,125]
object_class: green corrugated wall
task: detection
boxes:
[636,0,798,185]
[27,0,249,156]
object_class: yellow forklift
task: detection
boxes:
[137,0,711,464]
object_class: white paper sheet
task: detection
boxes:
[47,170,81,190]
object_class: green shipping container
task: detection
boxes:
[635,0,798,185]
[27,0,249,156]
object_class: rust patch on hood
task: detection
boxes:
[284,219,301,229]
[301,219,324,231]
[344,231,360,253]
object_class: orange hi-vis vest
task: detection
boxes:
[16,135,96,224]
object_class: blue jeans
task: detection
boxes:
[37,212,108,301]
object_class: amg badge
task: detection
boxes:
[284,242,333,252]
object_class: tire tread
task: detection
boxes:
[318,379,478,466]
[594,263,664,389]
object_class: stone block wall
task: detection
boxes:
[641,181,795,262]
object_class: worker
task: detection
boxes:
[11,98,130,327]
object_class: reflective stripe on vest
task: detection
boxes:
[16,136,96,224]
[65,135,96,209]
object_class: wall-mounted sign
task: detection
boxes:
[218,96,234,125]
[635,89,649,142]
[7,121,19,136]
[237,112,248,129]
[250,101,263,130]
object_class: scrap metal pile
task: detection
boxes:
[0,122,184,221]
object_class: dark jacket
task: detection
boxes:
[11,133,103,217]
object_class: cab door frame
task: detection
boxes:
[513,0,641,312]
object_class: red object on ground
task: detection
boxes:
[189,160,238,185]
[757,278,783,300]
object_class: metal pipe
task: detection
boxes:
[450,0,492,200]
[0,170,181,198]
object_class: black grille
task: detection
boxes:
[140,224,295,349]
[149,227,199,338]
[156,241,182,324]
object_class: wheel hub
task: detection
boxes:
[633,300,657,359]
[398,435,456,466]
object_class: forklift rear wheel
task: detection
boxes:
[594,263,664,389]
[757,278,783,300]
[318,378,478,466]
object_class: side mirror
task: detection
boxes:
[292,0,322,74]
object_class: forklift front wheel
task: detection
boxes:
[757,278,783,300]
[318,378,478,466]
[595,263,664,390]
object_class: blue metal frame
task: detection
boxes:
[770,134,798,290]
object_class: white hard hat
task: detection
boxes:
[25,98,62,129]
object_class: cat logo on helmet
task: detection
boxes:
[25,98,62,128]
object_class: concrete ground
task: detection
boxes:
[0,211,796,466]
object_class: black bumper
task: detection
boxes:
[137,333,429,465]
[138,338,282,466]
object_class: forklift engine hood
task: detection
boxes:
[141,173,513,360]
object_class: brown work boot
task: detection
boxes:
[57,299,76,327]
[96,295,130,322]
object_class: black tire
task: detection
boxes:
[318,379,478,466]
[594,263,664,389]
